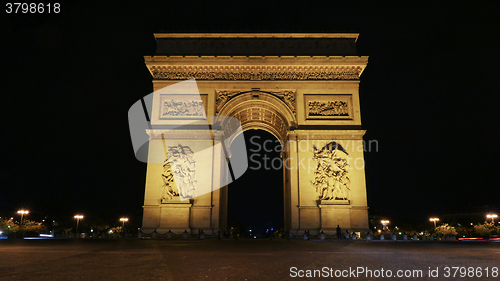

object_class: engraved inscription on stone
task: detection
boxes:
[311,142,350,201]
[308,101,349,117]
[162,100,204,117]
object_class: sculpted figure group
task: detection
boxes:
[311,142,351,201]
[161,144,196,201]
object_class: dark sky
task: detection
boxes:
[2,1,499,228]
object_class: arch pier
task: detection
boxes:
[141,34,370,236]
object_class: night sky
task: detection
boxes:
[2,1,499,230]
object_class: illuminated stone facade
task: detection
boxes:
[142,34,369,235]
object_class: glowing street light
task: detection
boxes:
[381,220,390,231]
[487,214,498,223]
[429,218,440,228]
[17,210,29,225]
[74,215,84,237]
[119,217,129,230]
[17,210,29,236]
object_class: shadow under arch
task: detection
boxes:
[216,90,296,235]
[227,129,284,238]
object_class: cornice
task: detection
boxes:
[154,33,359,40]
[288,130,367,140]
[146,129,214,140]
[145,58,367,81]
[145,56,368,64]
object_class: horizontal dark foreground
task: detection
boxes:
[1,239,499,280]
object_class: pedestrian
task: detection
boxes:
[336,225,341,240]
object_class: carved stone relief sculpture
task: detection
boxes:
[270,90,296,114]
[161,144,196,201]
[162,100,204,117]
[308,101,349,117]
[311,142,351,201]
[150,65,362,81]
[215,91,241,114]
[161,159,177,200]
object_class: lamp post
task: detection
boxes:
[74,215,83,238]
[17,210,29,226]
[17,210,29,236]
[487,214,498,223]
[119,217,129,232]
[381,220,390,231]
[429,218,440,228]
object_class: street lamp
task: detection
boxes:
[429,218,440,228]
[17,210,29,236]
[74,215,84,237]
[119,217,129,231]
[381,220,390,231]
[487,214,498,223]
[17,210,29,225]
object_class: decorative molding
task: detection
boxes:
[319,200,350,205]
[146,56,368,63]
[269,90,296,115]
[289,130,366,140]
[146,130,214,140]
[149,65,362,81]
[154,33,360,39]
[215,90,296,115]
[215,90,241,114]
[146,56,368,62]
[232,106,288,139]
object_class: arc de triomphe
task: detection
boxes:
[140,33,369,236]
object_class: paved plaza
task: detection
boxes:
[0,239,499,280]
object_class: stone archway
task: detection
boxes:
[217,90,295,234]
[226,129,285,237]
[140,33,370,236]
[217,89,296,149]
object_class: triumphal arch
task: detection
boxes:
[140,33,369,235]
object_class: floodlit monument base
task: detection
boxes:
[140,34,370,236]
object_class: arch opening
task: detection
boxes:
[227,129,284,238]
